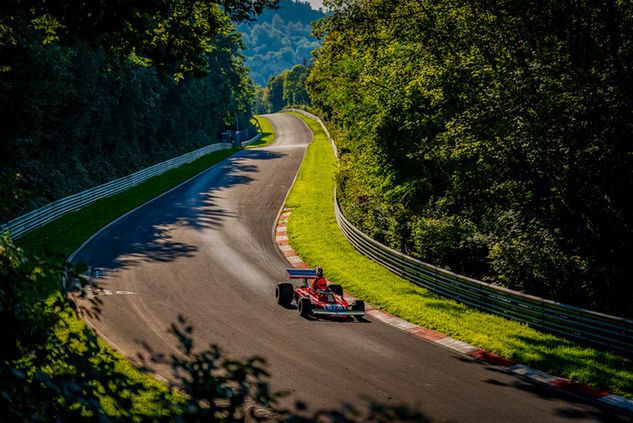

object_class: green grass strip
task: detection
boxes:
[16,145,239,417]
[18,148,238,259]
[246,115,275,149]
[284,111,633,399]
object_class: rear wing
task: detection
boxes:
[287,269,316,279]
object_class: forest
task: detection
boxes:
[308,0,633,317]
[238,0,324,86]
[0,0,259,222]
[2,0,633,418]
[253,62,312,113]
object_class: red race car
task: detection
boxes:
[275,269,365,321]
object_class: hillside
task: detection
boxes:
[308,0,633,317]
[0,3,257,222]
[238,0,326,86]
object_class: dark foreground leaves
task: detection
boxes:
[0,234,428,422]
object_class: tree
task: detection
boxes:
[283,64,311,106]
[258,64,312,113]
[267,73,286,112]
[253,84,270,114]
[0,0,261,221]
[308,0,633,316]
[0,0,278,78]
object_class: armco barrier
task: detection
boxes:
[241,131,263,147]
[2,131,261,239]
[285,109,633,353]
[334,187,633,354]
[285,108,338,159]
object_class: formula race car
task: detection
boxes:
[275,269,365,321]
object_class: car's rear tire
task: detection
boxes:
[352,300,365,321]
[298,297,312,318]
[330,284,343,297]
[276,283,294,306]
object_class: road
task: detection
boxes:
[72,113,631,422]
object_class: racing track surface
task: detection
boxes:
[72,113,631,422]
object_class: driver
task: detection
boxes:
[311,266,328,291]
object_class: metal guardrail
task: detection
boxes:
[335,188,633,353]
[285,109,338,159]
[287,109,633,353]
[241,131,263,147]
[2,131,262,239]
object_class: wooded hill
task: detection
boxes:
[0,1,262,222]
[308,0,633,317]
[238,0,325,86]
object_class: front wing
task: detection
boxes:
[312,309,365,317]
[311,303,364,317]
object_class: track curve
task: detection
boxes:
[72,113,630,422]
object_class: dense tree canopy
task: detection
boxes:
[238,0,325,86]
[0,0,276,77]
[256,63,312,113]
[0,0,270,221]
[308,0,633,316]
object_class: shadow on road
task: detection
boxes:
[454,355,633,422]
[73,149,285,276]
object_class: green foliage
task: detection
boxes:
[0,7,255,222]
[283,64,312,106]
[238,0,325,86]
[0,0,277,77]
[0,233,270,420]
[285,111,633,400]
[0,233,175,419]
[253,85,270,114]
[308,0,633,316]
[258,63,312,113]
[267,73,287,112]
[411,215,488,275]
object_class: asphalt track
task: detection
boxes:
[72,113,631,422]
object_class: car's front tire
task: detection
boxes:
[298,297,313,318]
[276,282,294,306]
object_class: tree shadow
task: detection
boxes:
[134,315,431,422]
[71,149,285,276]
[456,355,633,421]
[381,282,633,419]
[391,282,633,397]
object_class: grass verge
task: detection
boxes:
[16,146,239,417]
[283,111,633,399]
[246,115,275,149]
[18,148,238,258]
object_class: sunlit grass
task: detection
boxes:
[53,305,182,419]
[245,115,275,148]
[284,111,633,399]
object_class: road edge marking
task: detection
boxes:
[274,208,633,417]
